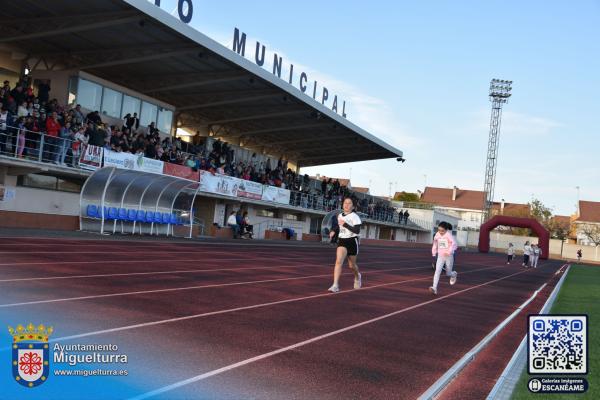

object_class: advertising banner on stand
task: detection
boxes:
[237,180,263,200]
[199,171,240,197]
[103,150,137,170]
[163,163,199,181]
[79,145,104,170]
[262,185,291,205]
[134,155,164,175]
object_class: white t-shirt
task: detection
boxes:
[227,215,237,225]
[338,212,361,239]
[524,245,532,256]
[507,246,515,255]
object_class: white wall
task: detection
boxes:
[243,206,310,241]
[29,69,73,106]
[456,230,540,250]
[0,186,79,216]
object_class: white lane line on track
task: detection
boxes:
[0,255,280,267]
[0,263,325,283]
[126,268,531,400]
[0,236,335,249]
[0,266,427,308]
[35,265,507,345]
[0,258,415,283]
[0,256,405,269]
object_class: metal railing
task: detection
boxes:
[1,125,412,227]
[397,201,435,210]
[0,125,87,168]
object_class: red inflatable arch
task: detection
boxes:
[478,215,550,260]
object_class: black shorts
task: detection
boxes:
[338,237,359,256]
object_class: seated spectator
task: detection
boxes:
[184,156,195,168]
[227,211,240,239]
[241,211,253,239]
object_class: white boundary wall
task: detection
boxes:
[457,230,600,262]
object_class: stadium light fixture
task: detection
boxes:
[482,78,513,223]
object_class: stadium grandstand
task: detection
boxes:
[0,0,428,241]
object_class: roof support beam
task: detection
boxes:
[0,10,138,26]
[294,141,371,152]
[0,16,140,43]
[234,123,329,138]
[149,74,248,93]
[268,133,351,145]
[298,150,390,163]
[33,42,186,58]
[207,110,307,125]
[177,94,283,111]
[75,49,198,70]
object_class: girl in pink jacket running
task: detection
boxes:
[429,221,458,295]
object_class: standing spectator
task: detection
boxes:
[143,139,156,158]
[72,126,88,167]
[86,111,102,125]
[37,80,51,103]
[577,249,582,262]
[72,104,84,126]
[507,243,515,265]
[15,117,26,157]
[147,122,158,137]
[403,210,410,224]
[124,112,139,131]
[522,241,532,268]
[0,106,13,154]
[17,101,28,118]
[86,123,104,147]
[531,244,542,268]
[56,121,72,165]
[45,111,61,163]
[24,115,40,158]
[10,85,26,105]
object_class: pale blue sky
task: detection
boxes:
[154,0,599,215]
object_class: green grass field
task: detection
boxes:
[511,265,600,399]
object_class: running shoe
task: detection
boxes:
[449,271,457,285]
[429,286,437,295]
[354,273,362,289]
[328,284,340,293]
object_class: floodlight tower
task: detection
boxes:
[481,79,513,223]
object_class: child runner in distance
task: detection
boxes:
[531,244,541,268]
[328,198,362,293]
[429,221,458,295]
[522,241,532,268]
[507,243,515,265]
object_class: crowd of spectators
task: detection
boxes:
[1,79,411,225]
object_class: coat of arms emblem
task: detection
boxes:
[9,323,53,388]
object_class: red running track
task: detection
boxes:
[0,237,564,399]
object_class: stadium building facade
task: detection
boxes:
[0,0,430,242]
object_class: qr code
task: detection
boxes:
[528,315,587,374]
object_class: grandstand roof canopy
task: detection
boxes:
[1,0,403,167]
